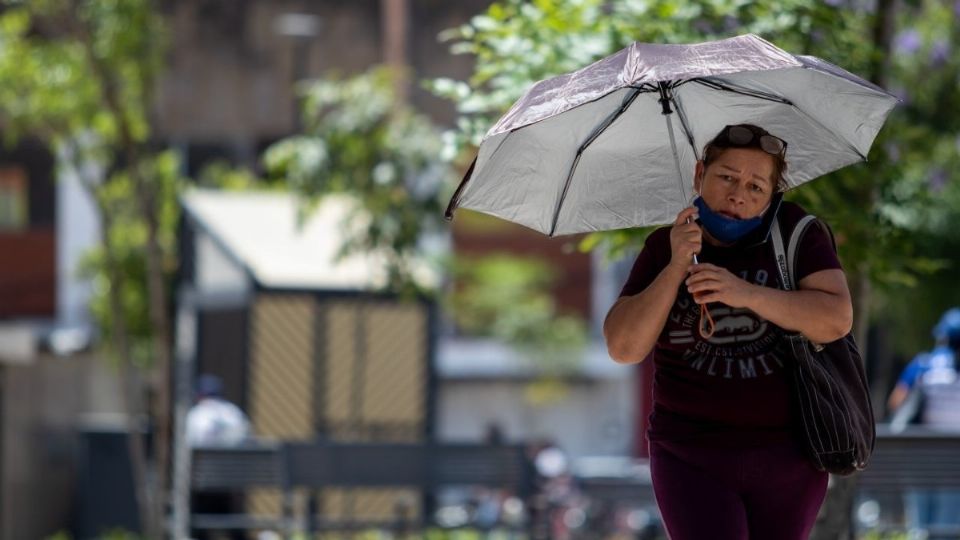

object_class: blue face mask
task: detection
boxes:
[693,196,764,244]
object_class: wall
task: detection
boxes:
[436,376,634,460]
[0,352,124,540]
[156,0,494,174]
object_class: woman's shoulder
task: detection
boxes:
[777,200,833,234]
[777,200,814,224]
[639,225,672,249]
[651,224,673,240]
[776,200,843,275]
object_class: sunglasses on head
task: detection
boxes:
[717,125,787,156]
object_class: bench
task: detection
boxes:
[189,441,533,534]
[190,442,286,531]
[572,456,660,537]
[282,441,534,533]
[855,424,960,538]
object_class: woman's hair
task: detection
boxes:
[701,124,788,192]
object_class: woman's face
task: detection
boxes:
[694,148,776,220]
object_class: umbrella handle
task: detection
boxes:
[690,252,715,338]
[685,217,715,338]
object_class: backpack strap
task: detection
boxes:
[788,215,818,287]
[771,214,817,291]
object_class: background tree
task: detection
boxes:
[264,67,451,295]
[447,254,588,403]
[0,1,181,536]
[264,66,590,392]
[428,0,960,536]
[429,0,960,345]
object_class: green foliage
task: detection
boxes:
[265,67,453,295]
[430,0,960,353]
[0,0,164,147]
[447,254,587,371]
[0,0,185,367]
[45,529,147,540]
[0,3,185,536]
[446,253,588,403]
[78,151,183,366]
[196,159,263,191]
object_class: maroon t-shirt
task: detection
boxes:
[619,202,842,446]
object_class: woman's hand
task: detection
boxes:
[669,207,701,271]
[685,263,756,308]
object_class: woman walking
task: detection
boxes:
[604,124,853,539]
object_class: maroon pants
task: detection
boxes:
[650,438,828,540]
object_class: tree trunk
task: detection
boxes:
[80,26,174,536]
[74,15,169,535]
[810,1,896,537]
[381,0,410,104]
[97,190,156,537]
[137,174,173,532]
[138,178,174,540]
[65,139,156,537]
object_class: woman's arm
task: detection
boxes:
[604,262,688,364]
[604,207,701,364]
[685,266,853,343]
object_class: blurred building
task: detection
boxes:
[155,0,493,176]
[1,1,644,535]
[177,189,439,524]
[151,0,641,462]
[0,138,126,539]
[443,217,638,458]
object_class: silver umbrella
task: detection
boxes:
[445,34,898,236]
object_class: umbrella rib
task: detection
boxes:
[695,78,868,164]
[627,83,661,93]
[671,93,699,161]
[692,78,793,105]
[788,105,868,163]
[548,87,643,236]
[444,130,515,220]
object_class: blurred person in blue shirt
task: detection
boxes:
[887,309,959,412]
[888,308,960,532]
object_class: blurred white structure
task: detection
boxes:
[180,189,637,462]
[436,339,635,458]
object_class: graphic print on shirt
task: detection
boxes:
[665,269,783,380]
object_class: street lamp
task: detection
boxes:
[273,13,322,132]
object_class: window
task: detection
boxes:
[0,167,28,231]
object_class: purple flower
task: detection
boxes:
[824,0,844,6]
[928,168,947,193]
[890,86,910,104]
[884,143,900,162]
[955,0,960,18]
[894,30,922,55]
[722,15,740,32]
[693,19,713,35]
[930,40,949,67]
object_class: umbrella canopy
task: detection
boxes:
[445,34,898,236]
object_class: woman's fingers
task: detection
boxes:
[674,206,699,225]
[670,207,703,266]
[689,263,721,273]
[692,291,718,304]
[686,265,728,296]
[688,279,722,294]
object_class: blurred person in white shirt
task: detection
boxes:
[187,374,251,540]
[186,374,251,447]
